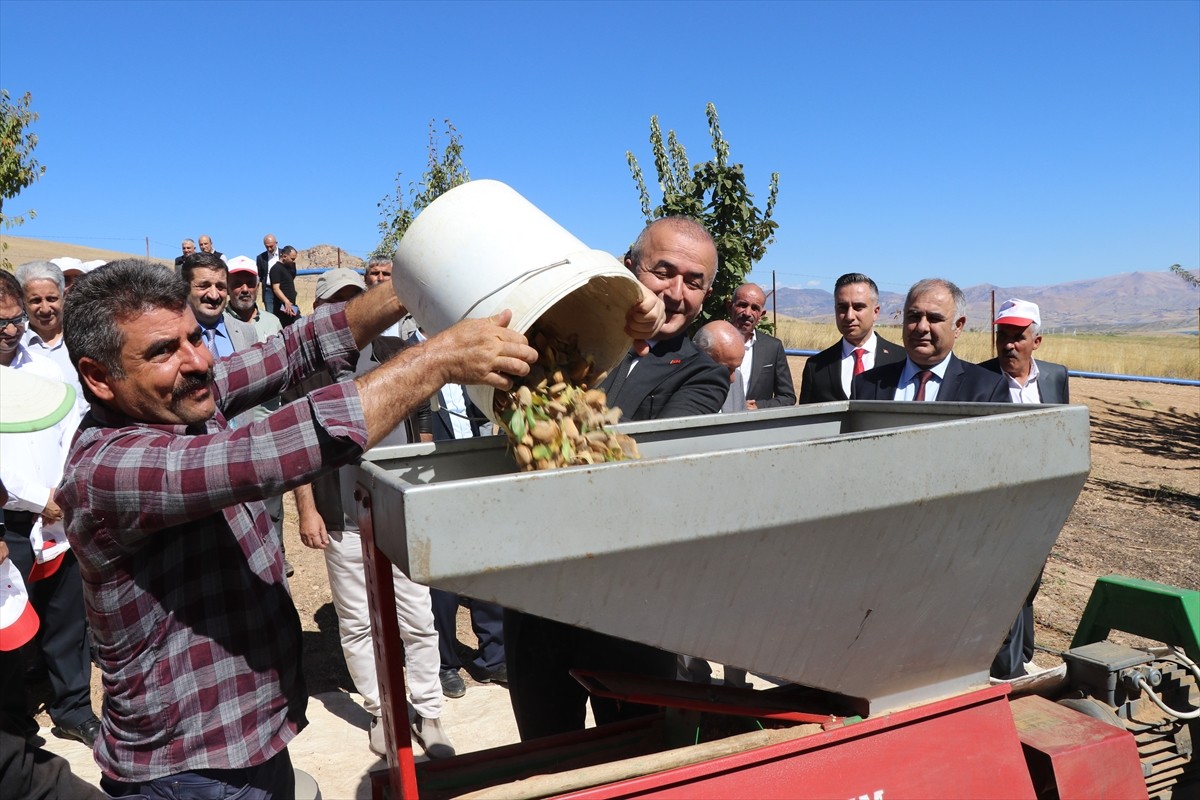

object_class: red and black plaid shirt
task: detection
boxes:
[61,305,368,781]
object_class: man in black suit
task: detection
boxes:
[507,216,728,741]
[979,298,1069,404]
[800,272,904,403]
[197,234,224,262]
[427,387,509,697]
[256,234,280,314]
[979,298,1069,679]
[852,278,1009,403]
[173,238,195,270]
[728,283,795,408]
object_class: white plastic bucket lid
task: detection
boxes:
[392,180,642,422]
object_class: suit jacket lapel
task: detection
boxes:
[938,355,964,401]
[823,349,847,400]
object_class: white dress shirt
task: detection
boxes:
[839,332,882,397]
[737,331,756,393]
[894,355,954,401]
[1001,359,1043,404]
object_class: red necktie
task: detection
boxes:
[914,370,933,402]
[852,348,866,376]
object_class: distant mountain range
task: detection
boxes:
[769,272,1199,333]
[3,235,1194,332]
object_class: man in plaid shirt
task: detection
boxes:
[58,260,541,798]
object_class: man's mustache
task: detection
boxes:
[172,370,215,401]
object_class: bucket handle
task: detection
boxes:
[458,258,572,322]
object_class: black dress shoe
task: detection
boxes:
[52,716,99,748]
[438,668,466,698]
[466,663,508,685]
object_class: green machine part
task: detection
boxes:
[1072,575,1200,662]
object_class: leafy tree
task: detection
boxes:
[1,90,46,270]
[374,119,470,257]
[626,103,779,329]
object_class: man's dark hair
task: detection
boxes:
[180,252,228,284]
[834,273,880,304]
[0,269,24,308]
[64,260,188,400]
[280,246,297,256]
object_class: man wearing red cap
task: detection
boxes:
[979,298,1069,405]
[979,298,1069,679]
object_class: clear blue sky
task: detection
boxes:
[1,0,1196,295]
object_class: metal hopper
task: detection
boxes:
[353,401,1089,715]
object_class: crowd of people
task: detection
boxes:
[0,218,1067,797]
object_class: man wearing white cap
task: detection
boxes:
[0,269,98,748]
[980,298,1069,679]
[980,298,1069,405]
[226,255,284,342]
[290,268,454,759]
[0,367,106,800]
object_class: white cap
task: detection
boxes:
[50,256,84,272]
[995,298,1041,328]
[226,255,258,276]
[0,366,77,433]
[0,560,39,651]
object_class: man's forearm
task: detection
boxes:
[343,281,407,350]
[354,341,449,450]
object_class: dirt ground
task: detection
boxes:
[37,361,1200,739]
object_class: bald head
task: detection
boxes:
[693,320,745,380]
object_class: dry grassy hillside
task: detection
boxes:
[0,234,172,269]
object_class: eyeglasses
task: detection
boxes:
[0,313,28,329]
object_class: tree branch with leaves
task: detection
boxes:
[627,103,779,329]
[1,90,46,270]
[374,119,470,258]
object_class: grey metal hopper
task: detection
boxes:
[352,401,1089,715]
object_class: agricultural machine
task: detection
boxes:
[351,400,1199,798]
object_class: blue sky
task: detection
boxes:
[1,0,1196,295]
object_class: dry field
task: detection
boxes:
[776,318,1200,380]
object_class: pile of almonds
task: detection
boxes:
[496,329,639,472]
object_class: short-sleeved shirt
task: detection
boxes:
[269,262,298,325]
[60,305,369,781]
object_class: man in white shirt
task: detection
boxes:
[979,298,1070,405]
[0,270,98,747]
[291,268,453,760]
[256,234,280,314]
[978,298,1069,679]
[799,273,904,403]
[851,278,1009,403]
[727,283,795,409]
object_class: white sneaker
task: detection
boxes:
[410,715,456,759]
[369,716,386,758]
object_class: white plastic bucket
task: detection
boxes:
[392,179,643,422]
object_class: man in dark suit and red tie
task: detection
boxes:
[727,283,796,408]
[506,216,728,742]
[851,278,1009,403]
[799,272,904,403]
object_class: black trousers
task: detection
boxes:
[430,589,505,673]
[3,519,93,728]
[991,569,1043,680]
[0,729,107,800]
[505,610,675,741]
